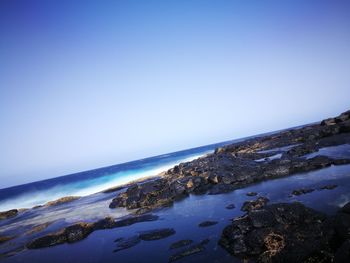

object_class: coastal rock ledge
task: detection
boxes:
[219,202,350,263]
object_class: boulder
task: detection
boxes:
[0,209,18,220]
[220,202,334,263]
[241,196,270,212]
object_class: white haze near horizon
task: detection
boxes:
[1,0,350,188]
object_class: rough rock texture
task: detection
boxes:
[241,196,270,212]
[109,110,350,213]
[26,214,158,249]
[0,209,18,220]
[220,202,350,263]
[44,196,80,207]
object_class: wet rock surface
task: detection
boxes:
[114,236,140,252]
[169,239,211,262]
[291,188,315,196]
[113,228,176,253]
[198,221,218,227]
[241,196,270,212]
[26,214,159,249]
[169,239,193,250]
[44,196,80,207]
[0,209,18,220]
[109,110,350,214]
[220,202,350,263]
[139,228,176,241]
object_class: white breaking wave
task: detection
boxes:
[0,152,211,211]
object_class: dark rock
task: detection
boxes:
[226,203,236,209]
[27,215,158,249]
[334,239,350,263]
[0,209,18,220]
[139,228,175,241]
[26,222,52,235]
[241,196,270,212]
[170,239,193,250]
[114,236,141,252]
[334,212,350,240]
[93,217,116,230]
[169,241,208,262]
[320,184,338,190]
[198,221,218,227]
[114,214,159,227]
[0,235,13,244]
[291,188,315,196]
[340,202,350,214]
[246,192,258,196]
[220,202,334,263]
[44,196,80,207]
[27,222,94,248]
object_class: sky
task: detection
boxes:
[1,0,350,188]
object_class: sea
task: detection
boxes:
[0,138,249,212]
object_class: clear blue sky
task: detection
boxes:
[1,0,350,188]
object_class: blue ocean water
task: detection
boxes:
[0,139,241,212]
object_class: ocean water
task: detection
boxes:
[0,140,240,212]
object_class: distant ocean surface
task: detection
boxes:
[0,139,248,212]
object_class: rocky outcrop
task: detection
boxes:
[108,111,350,214]
[220,201,350,263]
[0,209,18,220]
[241,196,270,212]
[44,196,80,207]
[26,214,158,249]
[219,202,334,262]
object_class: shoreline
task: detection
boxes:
[1,109,350,261]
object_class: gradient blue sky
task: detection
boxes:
[1,0,350,188]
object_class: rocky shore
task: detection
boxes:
[1,109,350,262]
[219,201,350,263]
[108,110,350,213]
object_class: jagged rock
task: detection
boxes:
[198,221,218,227]
[139,228,175,241]
[220,202,334,263]
[27,222,94,248]
[0,209,18,220]
[241,196,270,212]
[169,239,193,250]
